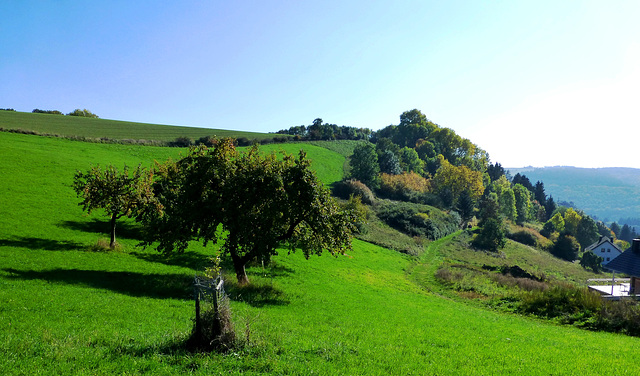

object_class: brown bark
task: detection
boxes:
[110,213,117,249]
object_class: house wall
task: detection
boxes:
[594,241,622,265]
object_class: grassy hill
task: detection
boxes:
[2,131,640,374]
[0,110,278,142]
[509,166,640,223]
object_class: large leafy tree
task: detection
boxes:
[138,139,357,285]
[513,184,532,225]
[350,142,380,189]
[73,164,153,248]
[576,215,599,248]
[432,155,484,207]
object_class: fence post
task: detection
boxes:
[194,276,202,342]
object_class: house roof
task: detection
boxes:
[606,239,640,277]
[585,236,621,252]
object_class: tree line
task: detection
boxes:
[32,108,99,118]
[343,109,625,266]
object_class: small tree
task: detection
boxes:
[551,234,580,261]
[138,139,358,285]
[73,164,153,248]
[580,251,603,273]
[67,108,99,118]
[473,217,506,252]
[349,143,380,189]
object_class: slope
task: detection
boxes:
[1,133,640,374]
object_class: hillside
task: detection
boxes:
[0,110,278,142]
[3,131,640,374]
[509,166,640,223]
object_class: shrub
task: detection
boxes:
[32,108,63,115]
[67,108,99,118]
[168,136,193,147]
[472,218,506,252]
[332,179,375,205]
[378,172,430,201]
[519,283,602,324]
[507,230,537,246]
[551,234,580,261]
[376,201,459,240]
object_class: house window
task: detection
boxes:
[607,249,611,252]
[607,257,610,261]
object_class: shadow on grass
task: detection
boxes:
[59,219,145,241]
[2,268,193,300]
[224,278,290,308]
[0,236,85,251]
[130,250,213,272]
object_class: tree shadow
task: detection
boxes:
[59,219,145,241]
[2,268,193,300]
[0,236,85,251]
[224,279,290,308]
[130,250,214,272]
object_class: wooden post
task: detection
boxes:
[194,278,202,343]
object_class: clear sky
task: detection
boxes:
[2,1,639,168]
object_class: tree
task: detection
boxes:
[137,140,357,285]
[473,217,506,252]
[610,222,621,239]
[576,215,599,249]
[73,164,153,249]
[545,195,557,220]
[398,147,424,175]
[432,155,484,207]
[563,208,582,236]
[490,176,516,222]
[513,184,531,225]
[378,150,402,175]
[350,143,380,189]
[580,251,603,273]
[549,212,565,233]
[487,162,505,182]
[67,108,99,118]
[551,234,580,261]
[456,189,476,226]
[534,181,546,206]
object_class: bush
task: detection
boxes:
[378,172,430,201]
[32,108,63,115]
[169,136,193,147]
[472,218,506,252]
[332,179,375,205]
[376,201,460,240]
[67,108,98,118]
[507,230,537,246]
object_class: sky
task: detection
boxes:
[2,1,639,168]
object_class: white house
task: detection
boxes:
[584,236,622,266]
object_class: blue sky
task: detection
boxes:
[2,1,639,168]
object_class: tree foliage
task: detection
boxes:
[473,217,507,252]
[67,108,99,118]
[432,155,484,207]
[580,251,604,273]
[137,139,357,284]
[73,164,153,248]
[349,143,380,189]
[551,234,580,261]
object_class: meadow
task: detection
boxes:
[2,129,640,375]
[0,110,277,142]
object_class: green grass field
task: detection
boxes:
[2,131,640,375]
[0,111,278,142]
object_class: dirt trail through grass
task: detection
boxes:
[407,231,461,296]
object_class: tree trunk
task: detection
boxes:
[110,214,117,249]
[230,252,249,285]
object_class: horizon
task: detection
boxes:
[2,1,639,168]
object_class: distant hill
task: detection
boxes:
[508,166,640,223]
